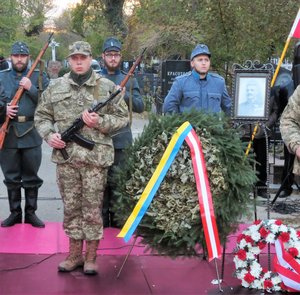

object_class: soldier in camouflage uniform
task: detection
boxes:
[280,85,300,176]
[0,41,49,228]
[34,41,129,275]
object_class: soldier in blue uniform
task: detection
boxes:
[101,37,144,227]
[0,41,49,228]
[163,44,231,115]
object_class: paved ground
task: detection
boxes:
[0,113,149,223]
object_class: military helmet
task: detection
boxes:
[190,44,211,60]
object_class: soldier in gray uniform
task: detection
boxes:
[163,44,231,115]
[0,41,49,228]
[101,37,144,227]
[35,41,128,275]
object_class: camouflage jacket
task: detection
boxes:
[34,70,129,167]
[280,85,300,175]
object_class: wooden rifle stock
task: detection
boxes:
[0,32,54,149]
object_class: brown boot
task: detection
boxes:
[58,238,84,272]
[84,240,99,275]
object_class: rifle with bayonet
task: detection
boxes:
[59,47,147,160]
[0,32,54,149]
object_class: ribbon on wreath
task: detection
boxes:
[117,121,221,261]
[274,239,300,292]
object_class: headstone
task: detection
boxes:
[160,60,190,98]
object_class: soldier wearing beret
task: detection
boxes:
[101,37,144,227]
[163,44,231,115]
[0,41,49,228]
[35,41,129,275]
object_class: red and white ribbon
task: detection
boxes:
[274,239,300,292]
[185,129,221,261]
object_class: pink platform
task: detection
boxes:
[0,223,272,294]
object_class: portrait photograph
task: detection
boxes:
[232,70,271,121]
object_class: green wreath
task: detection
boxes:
[113,111,257,257]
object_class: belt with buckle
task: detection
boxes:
[12,116,34,123]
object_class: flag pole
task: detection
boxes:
[270,37,292,87]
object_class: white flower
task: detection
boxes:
[271,275,281,285]
[239,239,248,248]
[251,246,260,255]
[246,252,255,260]
[263,271,272,279]
[250,261,262,278]
[241,279,250,288]
[233,256,247,268]
[279,224,288,232]
[266,233,275,243]
[269,224,279,234]
[236,269,247,280]
[251,231,261,242]
[252,279,263,289]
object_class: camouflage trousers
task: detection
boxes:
[57,162,108,241]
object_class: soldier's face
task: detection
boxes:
[68,54,92,75]
[11,54,29,72]
[191,55,210,77]
[102,50,122,72]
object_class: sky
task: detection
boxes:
[50,0,81,17]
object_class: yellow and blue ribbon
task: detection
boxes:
[118,121,192,242]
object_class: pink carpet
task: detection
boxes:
[0,223,275,295]
[0,222,275,255]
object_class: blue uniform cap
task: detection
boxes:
[103,37,122,52]
[11,41,29,55]
[190,44,211,60]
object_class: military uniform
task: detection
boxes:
[101,37,144,227]
[280,85,300,175]
[163,44,231,115]
[35,70,128,239]
[0,41,49,228]
[35,41,128,275]
[163,70,231,115]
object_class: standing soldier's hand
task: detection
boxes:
[82,110,99,128]
[19,77,32,90]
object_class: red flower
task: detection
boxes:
[257,241,266,250]
[237,234,245,243]
[244,272,255,283]
[275,220,283,226]
[254,220,261,225]
[297,231,300,238]
[264,280,273,289]
[288,247,299,257]
[259,226,269,238]
[236,249,247,260]
[262,267,268,274]
[244,235,254,244]
[280,232,290,243]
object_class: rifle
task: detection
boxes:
[59,47,147,160]
[0,33,54,149]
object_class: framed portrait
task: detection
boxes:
[232,69,271,121]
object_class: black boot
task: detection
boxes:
[1,189,22,227]
[24,188,45,228]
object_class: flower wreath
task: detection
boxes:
[234,219,300,292]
